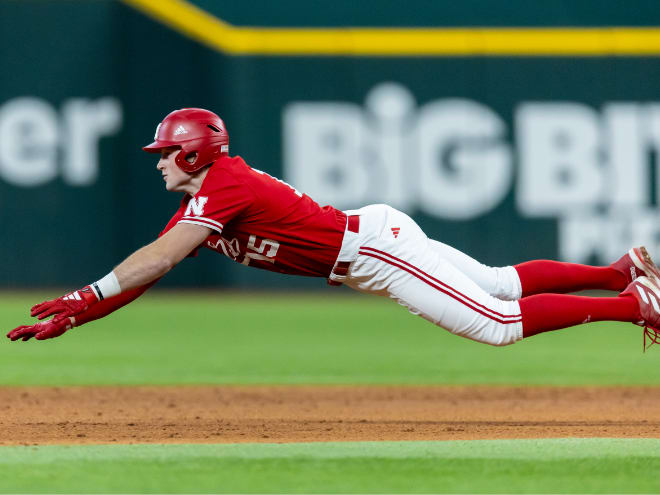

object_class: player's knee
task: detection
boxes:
[448,321,522,347]
[490,266,523,301]
[480,326,520,346]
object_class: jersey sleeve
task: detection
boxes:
[177,168,253,235]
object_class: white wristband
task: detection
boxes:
[91,271,121,301]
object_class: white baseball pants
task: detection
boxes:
[329,204,524,346]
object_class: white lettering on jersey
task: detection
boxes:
[185,196,208,216]
[242,235,280,265]
[206,234,280,266]
[207,237,241,260]
[225,237,241,259]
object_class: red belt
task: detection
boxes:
[328,215,360,286]
[347,214,360,234]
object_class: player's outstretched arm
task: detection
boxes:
[7,280,158,341]
[112,223,211,293]
[7,223,211,341]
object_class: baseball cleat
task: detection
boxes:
[619,276,660,351]
[610,246,660,286]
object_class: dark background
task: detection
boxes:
[2,0,659,288]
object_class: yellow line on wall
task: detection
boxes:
[122,0,660,56]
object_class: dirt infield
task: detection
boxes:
[1,385,659,445]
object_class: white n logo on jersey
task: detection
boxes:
[185,196,208,216]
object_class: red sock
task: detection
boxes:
[519,294,639,338]
[515,260,627,296]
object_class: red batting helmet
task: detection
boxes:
[143,108,229,173]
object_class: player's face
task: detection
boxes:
[156,148,192,192]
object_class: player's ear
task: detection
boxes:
[185,152,198,164]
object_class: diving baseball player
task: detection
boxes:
[7,108,660,350]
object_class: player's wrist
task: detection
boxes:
[89,271,121,301]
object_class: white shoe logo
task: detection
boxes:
[174,125,188,136]
[636,285,660,313]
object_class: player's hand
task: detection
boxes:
[30,286,99,320]
[7,317,74,341]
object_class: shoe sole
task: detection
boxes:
[630,247,660,281]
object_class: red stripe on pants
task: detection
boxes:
[359,248,521,325]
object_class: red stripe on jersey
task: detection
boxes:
[359,247,522,324]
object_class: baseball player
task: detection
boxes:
[7,108,660,350]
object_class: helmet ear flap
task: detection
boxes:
[184,151,198,164]
[174,148,199,173]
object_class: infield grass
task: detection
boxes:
[0,291,658,386]
[1,293,659,495]
[1,439,659,493]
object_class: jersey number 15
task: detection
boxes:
[242,235,280,265]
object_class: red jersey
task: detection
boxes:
[160,156,347,277]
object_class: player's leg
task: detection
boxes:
[429,239,658,299]
[519,293,638,338]
[346,205,646,346]
[513,247,658,296]
[348,243,523,345]
[351,243,643,346]
[427,239,522,300]
[520,276,660,349]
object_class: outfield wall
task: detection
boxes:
[2,0,660,287]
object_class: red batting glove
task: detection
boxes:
[7,317,74,341]
[30,286,99,320]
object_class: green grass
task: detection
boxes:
[2,293,659,494]
[0,291,657,386]
[1,439,659,493]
